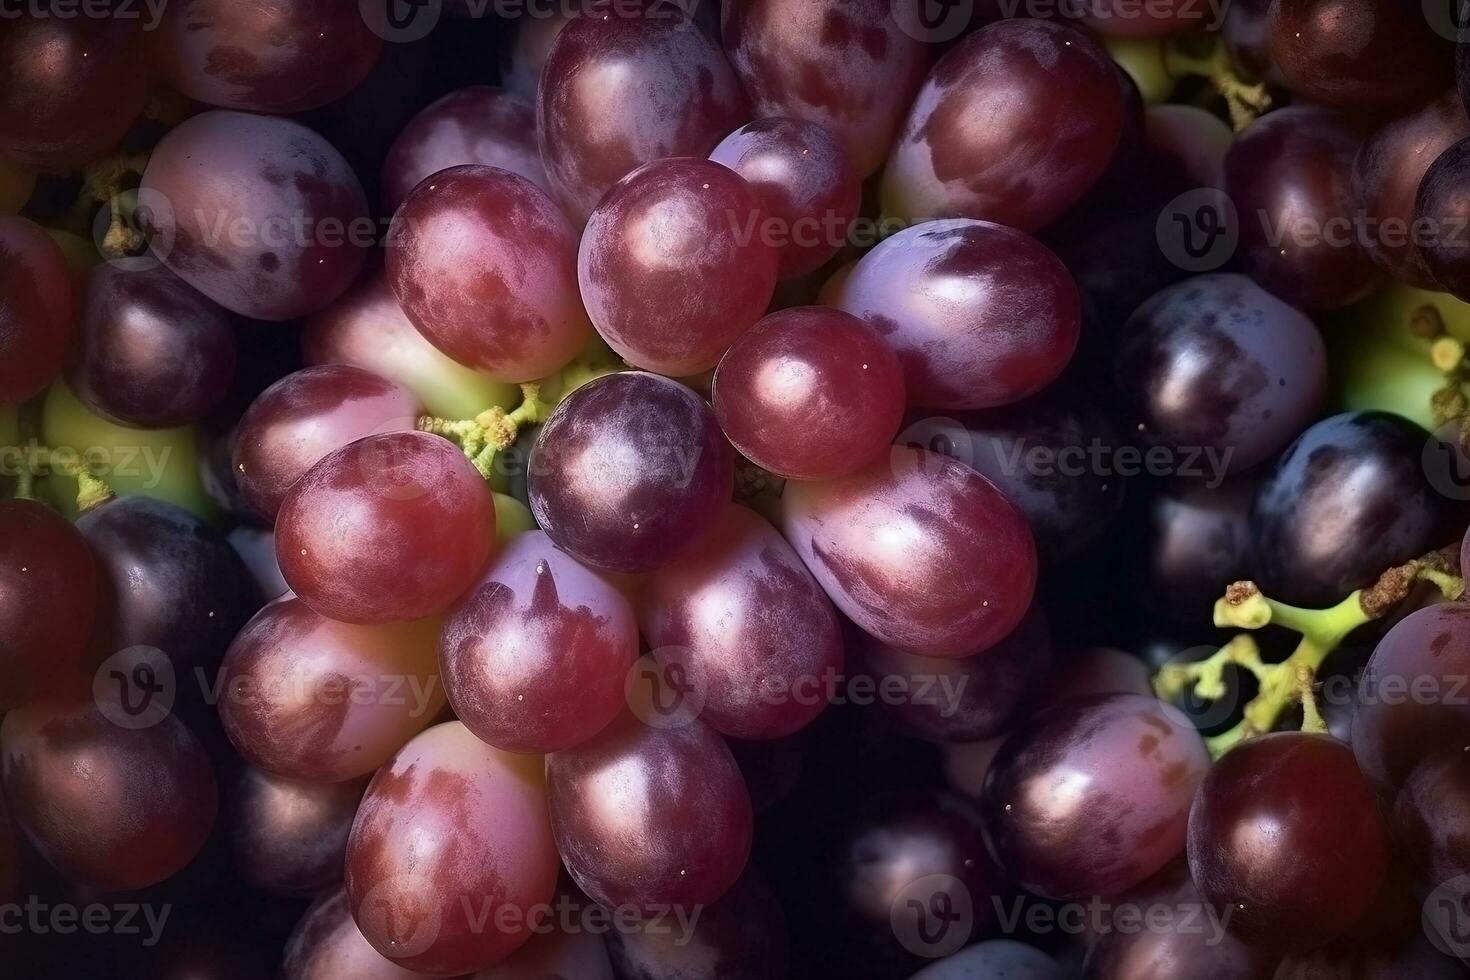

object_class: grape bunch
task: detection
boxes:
[4,1,1470,978]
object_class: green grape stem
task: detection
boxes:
[1162,35,1271,131]
[418,381,561,481]
[1154,547,1465,758]
[3,439,116,513]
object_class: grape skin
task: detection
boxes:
[229,766,367,898]
[283,887,428,980]
[0,216,76,405]
[607,871,787,980]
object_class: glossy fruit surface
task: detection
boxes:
[0,216,75,404]
[1268,0,1447,111]
[229,766,366,898]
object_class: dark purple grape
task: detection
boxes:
[78,496,259,673]
[1113,274,1327,476]
[1353,91,1470,289]
[983,694,1210,900]
[229,766,366,898]
[900,385,1126,564]
[1415,136,1470,299]
[528,372,734,573]
[1046,646,1155,707]
[1147,105,1233,191]
[69,263,237,428]
[712,306,905,481]
[547,711,753,910]
[139,111,370,321]
[0,499,99,711]
[1142,475,1259,623]
[781,447,1037,658]
[381,86,548,214]
[1188,732,1389,952]
[538,9,749,222]
[1353,602,1470,792]
[1223,0,1284,84]
[881,20,1123,231]
[860,603,1050,743]
[157,0,383,113]
[1225,106,1381,311]
[0,17,147,169]
[1393,751,1470,888]
[1275,934,1468,980]
[912,942,1062,980]
[607,872,787,980]
[0,215,76,404]
[345,721,560,974]
[1252,412,1448,608]
[232,365,424,521]
[283,887,429,980]
[640,504,845,740]
[2,693,217,891]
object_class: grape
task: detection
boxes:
[1252,412,1448,608]
[218,596,446,782]
[708,118,862,280]
[78,496,259,673]
[228,766,367,898]
[711,307,904,481]
[381,87,549,215]
[1113,274,1327,475]
[284,887,439,980]
[441,529,637,754]
[387,165,589,383]
[345,721,560,975]
[302,271,520,420]
[229,526,290,602]
[546,711,753,910]
[1081,0,1204,36]
[1275,934,1468,979]
[1353,92,1470,289]
[1046,646,1154,707]
[1146,105,1233,190]
[1084,861,1274,980]
[1393,752,1470,889]
[1416,137,1470,300]
[1142,475,1259,623]
[41,381,214,521]
[233,365,424,521]
[780,447,1036,658]
[0,157,34,215]
[721,0,926,178]
[0,792,15,906]
[157,0,383,113]
[1187,732,1390,951]
[640,504,845,740]
[606,872,786,980]
[0,216,75,404]
[858,603,1050,743]
[911,941,1062,980]
[0,499,99,711]
[901,384,1126,563]
[577,157,779,377]
[68,263,237,428]
[527,372,734,573]
[276,430,496,624]
[1,692,217,891]
[0,17,147,169]
[881,20,1123,231]
[1225,106,1381,312]
[1353,603,1470,792]
[538,10,749,222]
[1222,0,1284,85]
[139,111,370,321]
[1268,0,1447,112]
[983,694,1210,900]
[831,220,1080,410]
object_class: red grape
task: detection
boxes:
[139,111,370,321]
[218,596,445,782]
[0,17,147,169]
[528,372,734,573]
[2,692,217,891]
[881,20,1123,231]
[1393,752,1470,889]
[345,721,560,974]
[640,503,845,740]
[711,306,904,480]
[830,220,1079,410]
[68,263,237,428]
[1046,646,1155,707]
[983,694,1210,900]
[233,365,424,521]
[229,766,367,898]
[1142,475,1259,623]
[780,447,1036,658]
[484,914,616,979]
[0,215,75,404]
[578,157,779,377]
[1080,0,1207,36]
[708,117,862,279]
[276,430,496,624]
[441,530,638,754]
[721,0,926,178]
[157,0,383,113]
[0,793,15,906]
[546,711,753,910]
[284,888,427,980]
[1188,732,1390,951]
[387,165,590,382]
[537,10,749,222]
[381,86,549,215]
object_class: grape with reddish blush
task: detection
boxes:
[283,888,427,980]
[0,216,75,404]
